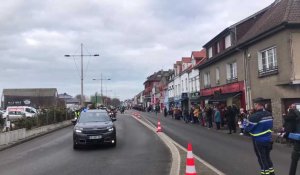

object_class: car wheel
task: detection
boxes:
[73,142,79,150]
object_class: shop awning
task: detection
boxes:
[209,92,241,103]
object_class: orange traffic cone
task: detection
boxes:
[186,143,197,175]
[156,120,162,132]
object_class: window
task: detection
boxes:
[192,59,195,66]
[216,67,220,84]
[217,42,220,53]
[226,62,237,83]
[185,78,188,91]
[204,72,211,88]
[258,47,278,76]
[208,47,213,58]
[225,35,231,49]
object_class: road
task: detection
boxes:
[0,113,171,175]
[139,110,299,175]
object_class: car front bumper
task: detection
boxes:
[73,131,116,145]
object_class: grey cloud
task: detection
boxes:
[0,0,275,100]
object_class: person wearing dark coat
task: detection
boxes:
[226,106,236,134]
[164,107,168,117]
[206,107,213,128]
[284,107,298,139]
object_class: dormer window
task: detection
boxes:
[192,59,195,66]
[225,35,232,49]
[208,47,213,58]
[217,42,220,53]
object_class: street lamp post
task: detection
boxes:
[65,43,99,106]
[93,73,111,105]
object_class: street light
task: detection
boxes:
[93,73,111,105]
[65,43,99,106]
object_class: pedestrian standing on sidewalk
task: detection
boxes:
[193,106,200,124]
[284,104,300,144]
[214,107,221,130]
[238,108,247,135]
[189,106,194,123]
[226,106,236,134]
[183,108,189,123]
[164,107,168,117]
[245,97,275,175]
[207,106,213,128]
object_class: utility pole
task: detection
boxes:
[65,43,99,107]
[93,73,111,105]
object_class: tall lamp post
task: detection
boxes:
[93,73,111,105]
[65,43,99,106]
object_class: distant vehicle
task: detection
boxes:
[72,109,117,149]
[2,106,37,120]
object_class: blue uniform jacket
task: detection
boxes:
[245,109,273,142]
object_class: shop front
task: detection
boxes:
[200,81,246,109]
[174,96,181,108]
[190,92,201,106]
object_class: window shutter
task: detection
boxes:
[258,52,263,71]
[233,62,237,78]
[273,48,277,66]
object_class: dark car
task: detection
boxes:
[73,110,117,149]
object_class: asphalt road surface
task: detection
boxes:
[0,113,171,175]
[140,110,299,175]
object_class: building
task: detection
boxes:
[143,70,171,110]
[195,0,300,128]
[180,57,192,111]
[2,88,58,109]
[188,50,206,106]
[167,70,175,110]
[58,93,80,109]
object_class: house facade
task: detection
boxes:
[195,0,300,128]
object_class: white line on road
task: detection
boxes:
[130,114,180,175]
[132,112,226,175]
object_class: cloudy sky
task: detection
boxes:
[0,0,274,100]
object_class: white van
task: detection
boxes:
[2,106,37,120]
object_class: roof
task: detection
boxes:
[144,70,172,84]
[58,93,73,99]
[182,57,192,63]
[3,88,58,97]
[239,0,300,45]
[192,49,206,59]
[176,61,182,65]
[196,0,300,70]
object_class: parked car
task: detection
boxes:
[2,106,37,120]
[72,109,117,149]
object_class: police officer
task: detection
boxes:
[74,110,80,119]
[245,97,275,175]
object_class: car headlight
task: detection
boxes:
[74,127,83,133]
[107,126,114,132]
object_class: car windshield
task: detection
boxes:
[78,112,111,123]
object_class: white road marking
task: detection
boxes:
[133,112,226,175]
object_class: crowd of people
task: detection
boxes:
[162,104,252,135]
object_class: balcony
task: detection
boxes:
[226,77,238,84]
[258,66,278,77]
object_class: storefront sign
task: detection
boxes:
[201,81,244,96]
